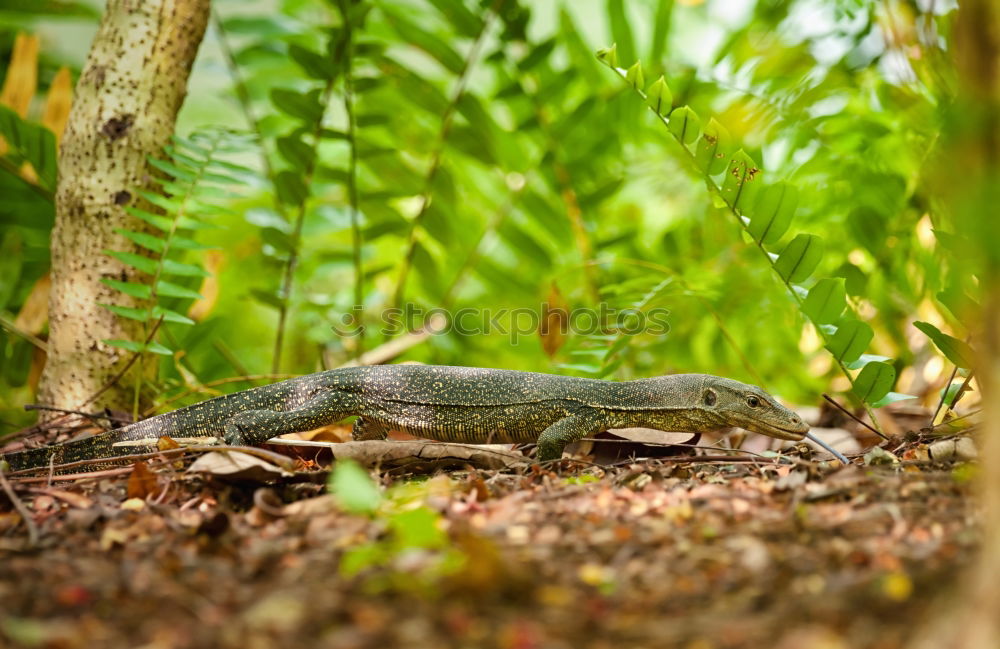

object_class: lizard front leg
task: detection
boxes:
[223,390,360,446]
[535,410,608,462]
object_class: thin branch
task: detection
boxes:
[948,370,975,412]
[930,364,960,426]
[822,393,889,440]
[0,313,48,352]
[390,10,497,310]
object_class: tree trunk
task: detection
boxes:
[38,0,210,418]
[912,0,1000,646]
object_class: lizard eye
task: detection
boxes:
[746,395,761,408]
[703,389,717,407]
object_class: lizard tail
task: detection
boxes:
[1,433,117,473]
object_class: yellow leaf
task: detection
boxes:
[13,272,50,334]
[0,32,39,117]
[187,250,224,321]
[42,67,73,145]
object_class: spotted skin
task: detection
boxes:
[1,365,809,472]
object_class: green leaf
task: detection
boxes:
[275,170,309,205]
[146,341,174,356]
[270,88,324,123]
[625,61,644,90]
[157,280,203,300]
[385,10,464,73]
[595,43,618,68]
[105,250,157,274]
[389,507,446,549]
[327,459,381,514]
[871,392,917,408]
[154,307,196,325]
[650,0,673,62]
[667,105,700,145]
[289,44,334,80]
[606,0,636,64]
[106,338,172,355]
[169,234,213,251]
[802,278,846,324]
[160,258,209,277]
[426,0,483,37]
[853,361,896,405]
[774,234,823,283]
[105,339,146,353]
[519,38,556,71]
[826,319,874,364]
[147,157,196,183]
[114,228,165,253]
[645,76,673,116]
[0,105,57,190]
[125,207,172,231]
[250,288,283,309]
[719,150,762,212]
[694,118,730,175]
[913,321,975,369]
[748,181,798,244]
[136,190,180,213]
[99,303,150,322]
[276,135,315,170]
[356,114,390,128]
[100,278,152,300]
[845,353,893,370]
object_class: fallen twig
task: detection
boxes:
[0,467,39,547]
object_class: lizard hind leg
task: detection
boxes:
[223,390,360,446]
[352,417,389,441]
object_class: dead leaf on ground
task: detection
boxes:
[187,450,294,481]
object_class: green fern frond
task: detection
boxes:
[102,128,254,359]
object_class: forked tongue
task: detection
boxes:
[804,431,850,464]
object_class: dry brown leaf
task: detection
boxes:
[187,450,294,481]
[157,436,181,451]
[126,461,158,499]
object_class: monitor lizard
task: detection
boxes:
[0,364,811,473]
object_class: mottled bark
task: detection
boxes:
[38,0,210,416]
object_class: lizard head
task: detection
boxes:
[699,376,809,441]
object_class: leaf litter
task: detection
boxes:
[0,433,981,649]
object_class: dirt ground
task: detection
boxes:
[0,433,980,649]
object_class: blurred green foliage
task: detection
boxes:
[0,0,969,433]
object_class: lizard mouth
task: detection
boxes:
[742,420,810,441]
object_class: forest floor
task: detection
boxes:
[0,427,981,649]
